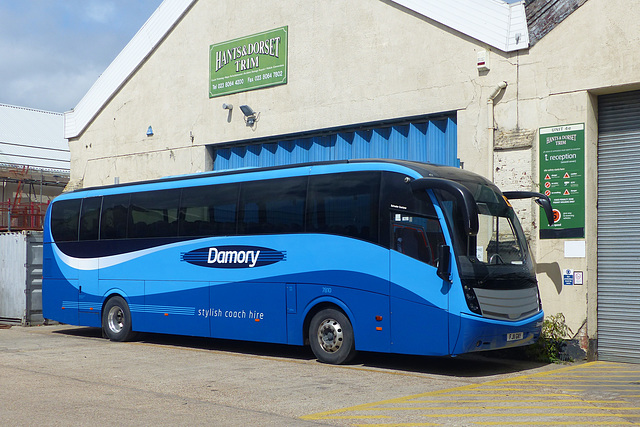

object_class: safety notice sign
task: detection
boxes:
[539,123,585,239]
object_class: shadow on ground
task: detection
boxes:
[55,326,548,378]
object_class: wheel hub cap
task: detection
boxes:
[107,306,124,333]
[317,318,343,353]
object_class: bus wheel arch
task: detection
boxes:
[305,303,357,365]
[101,295,137,342]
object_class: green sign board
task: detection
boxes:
[209,26,288,98]
[539,123,585,239]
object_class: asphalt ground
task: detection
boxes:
[1,324,639,426]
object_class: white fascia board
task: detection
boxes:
[64,0,196,139]
[391,0,529,52]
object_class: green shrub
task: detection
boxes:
[528,313,573,363]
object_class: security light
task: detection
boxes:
[222,103,233,110]
[239,105,254,116]
[239,104,259,127]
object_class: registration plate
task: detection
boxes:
[507,332,524,342]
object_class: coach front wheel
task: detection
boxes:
[102,296,136,342]
[309,308,356,364]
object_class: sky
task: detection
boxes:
[0,0,163,113]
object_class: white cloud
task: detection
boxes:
[9,68,103,113]
[0,37,103,112]
[0,1,163,112]
[84,1,116,24]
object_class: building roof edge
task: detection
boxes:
[391,0,530,52]
[64,0,197,139]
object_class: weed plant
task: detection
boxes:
[528,313,573,363]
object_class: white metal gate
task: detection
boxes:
[597,90,640,363]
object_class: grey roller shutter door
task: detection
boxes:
[597,90,640,363]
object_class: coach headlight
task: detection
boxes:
[463,284,482,315]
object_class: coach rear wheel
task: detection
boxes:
[309,308,356,364]
[102,296,136,342]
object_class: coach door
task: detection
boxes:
[389,211,450,355]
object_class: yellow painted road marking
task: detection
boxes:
[299,383,483,420]
[353,423,640,427]
[473,422,640,426]
[420,413,640,418]
[319,415,392,419]
[537,373,640,376]
[411,399,630,404]
[362,406,640,411]
[512,378,639,382]
[518,384,640,388]
[352,424,441,427]
[301,362,640,425]
[440,393,579,397]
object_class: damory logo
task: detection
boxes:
[181,245,286,268]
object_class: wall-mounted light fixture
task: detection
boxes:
[222,103,233,123]
[239,105,259,127]
[146,126,154,137]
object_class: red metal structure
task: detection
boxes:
[0,200,49,231]
[0,165,62,232]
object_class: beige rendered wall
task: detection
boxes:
[499,0,640,346]
[68,0,522,188]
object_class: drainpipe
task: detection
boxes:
[487,81,508,181]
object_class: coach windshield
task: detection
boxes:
[436,180,536,290]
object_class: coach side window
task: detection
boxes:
[381,172,445,266]
[100,194,130,240]
[129,189,181,238]
[51,199,81,242]
[179,183,239,237]
[307,172,380,244]
[380,171,445,262]
[238,177,307,235]
[392,214,445,267]
[79,197,102,241]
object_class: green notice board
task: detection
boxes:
[539,123,585,239]
[209,26,288,98]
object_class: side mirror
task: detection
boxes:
[534,197,554,226]
[437,244,451,282]
[502,191,554,226]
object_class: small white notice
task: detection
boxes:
[564,241,585,258]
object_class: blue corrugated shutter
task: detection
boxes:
[213,115,457,170]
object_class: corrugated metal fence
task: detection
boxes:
[213,116,458,170]
[0,231,44,325]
